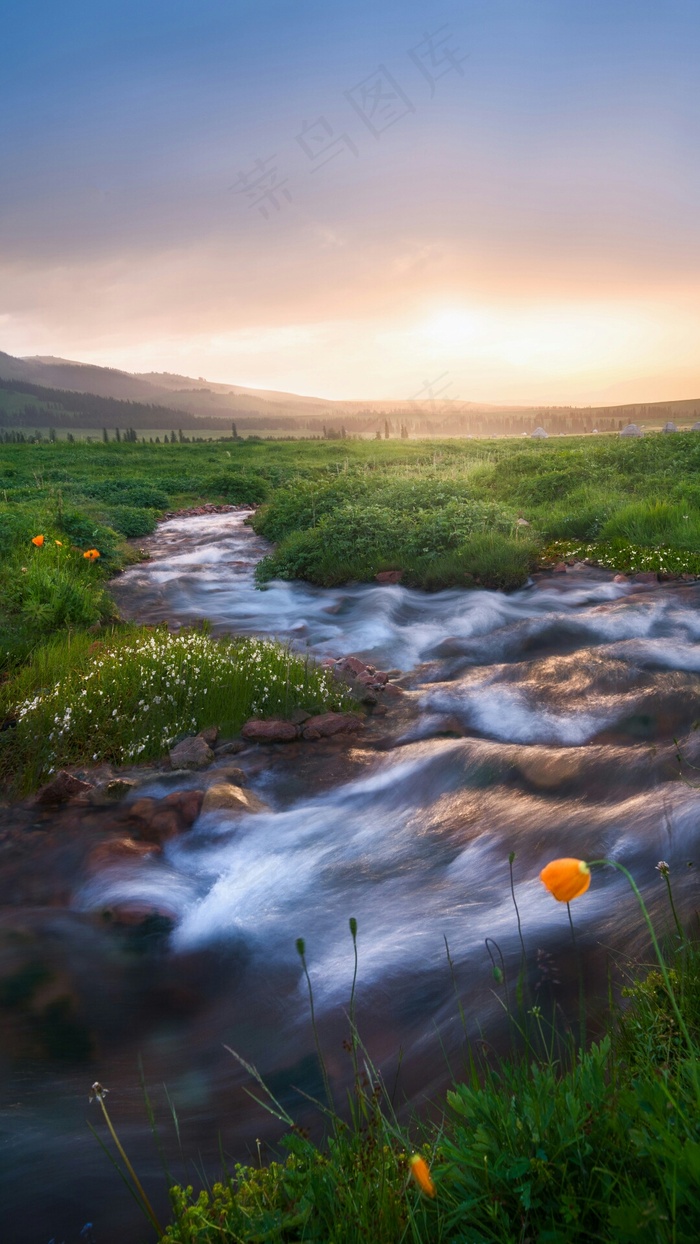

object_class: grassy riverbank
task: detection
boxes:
[153,863,700,1243]
[0,626,354,794]
[2,431,700,781]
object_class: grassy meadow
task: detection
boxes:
[2,430,700,779]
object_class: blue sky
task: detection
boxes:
[1,0,699,401]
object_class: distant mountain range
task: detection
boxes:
[1,350,700,437]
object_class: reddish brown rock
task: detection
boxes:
[337,656,368,676]
[85,838,160,874]
[100,902,176,927]
[241,719,300,742]
[301,712,364,741]
[139,808,182,843]
[633,571,659,584]
[169,735,214,769]
[35,771,93,806]
[127,797,157,823]
[197,726,219,747]
[163,789,204,826]
[375,570,403,584]
[382,683,405,700]
[613,573,629,583]
[553,562,567,573]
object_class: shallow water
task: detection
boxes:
[3,512,700,1243]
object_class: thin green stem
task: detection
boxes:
[93,1090,164,1238]
[662,871,685,945]
[348,917,360,1086]
[296,938,335,1114]
[566,901,586,1053]
[508,852,528,1008]
[589,859,698,1096]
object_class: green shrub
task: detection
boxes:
[202,471,269,504]
[410,534,537,591]
[56,508,119,558]
[80,480,171,508]
[104,505,157,538]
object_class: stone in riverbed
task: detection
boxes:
[375,570,403,584]
[382,683,405,699]
[35,771,93,806]
[102,778,138,802]
[213,739,246,757]
[85,838,161,874]
[200,783,269,814]
[162,789,204,827]
[209,765,245,786]
[337,656,369,676]
[137,808,182,843]
[633,571,659,584]
[241,719,299,742]
[169,736,215,769]
[197,726,219,747]
[301,712,364,740]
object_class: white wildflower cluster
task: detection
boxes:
[549,540,699,577]
[12,628,352,776]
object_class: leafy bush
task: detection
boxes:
[202,471,269,504]
[104,505,157,538]
[79,480,171,508]
[256,486,523,588]
[56,508,119,558]
[410,534,537,591]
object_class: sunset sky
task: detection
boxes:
[2,0,699,404]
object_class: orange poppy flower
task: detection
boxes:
[31,534,44,547]
[83,548,101,560]
[409,1154,435,1198]
[540,858,591,903]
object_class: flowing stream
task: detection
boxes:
[2,511,700,1244]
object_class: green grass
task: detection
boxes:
[2,431,700,783]
[158,867,700,1244]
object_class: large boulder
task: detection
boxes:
[241,719,299,742]
[169,736,215,769]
